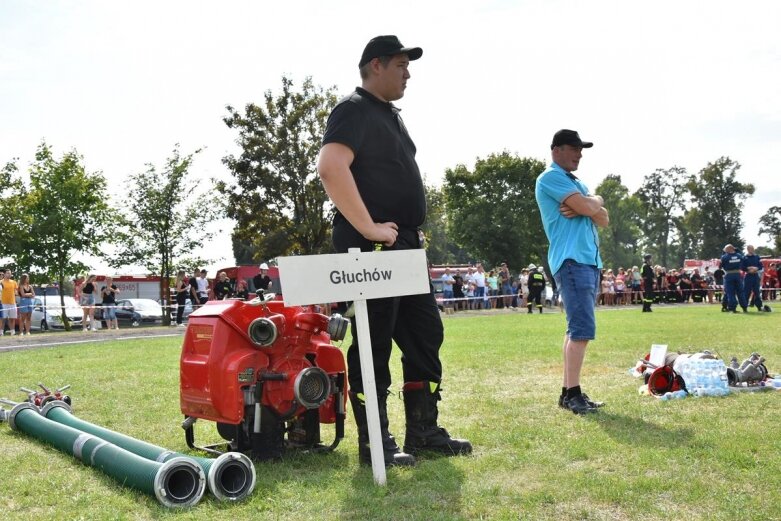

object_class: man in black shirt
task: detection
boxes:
[252,263,272,294]
[318,35,471,468]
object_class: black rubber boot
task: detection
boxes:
[349,391,415,467]
[527,304,533,314]
[402,381,472,456]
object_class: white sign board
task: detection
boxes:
[277,249,429,305]
[276,248,430,486]
[649,344,668,368]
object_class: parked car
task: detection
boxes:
[31,295,83,331]
[160,296,194,323]
[113,299,164,327]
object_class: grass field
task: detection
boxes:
[1,304,780,520]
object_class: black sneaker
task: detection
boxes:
[558,394,567,409]
[581,393,605,408]
[564,394,597,415]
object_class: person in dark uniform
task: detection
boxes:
[741,245,769,312]
[527,264,546,314]
[720,243,747,313]
[641,254,655,312]
[252,263,272,294]
[317,35,471,468]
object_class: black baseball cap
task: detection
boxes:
[551,129,593,149]
[359,35,422,68]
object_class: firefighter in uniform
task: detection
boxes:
[720,243,747,313]
[741,244,770,312]
[641,254,655,312]
[317,35,472,468]
[527,264,546,314]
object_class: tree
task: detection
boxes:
[220,76,338,260]
[111,145,218,325]
[634,166,688,267]
[25,142,113,329]
[0,159,31,271]
[594,175,643,269]
[686,157,755,258]
[758,206,781,255]
[444,152,547,270]
[421,182,469,265]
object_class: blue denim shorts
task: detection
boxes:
[554,259,600,341]
[103,305,117,319]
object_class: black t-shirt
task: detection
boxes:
[83,282,95,294]
[322,87,426,240]
[101,285,117,304]
[252,274,271,292]
[214,280,232,300]
[189,277,198,296]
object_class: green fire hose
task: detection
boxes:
[8,403,205,508]
[41,401,256,501]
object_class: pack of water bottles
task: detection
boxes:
[675,358,730,397]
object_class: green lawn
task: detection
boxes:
[1,305,780,520]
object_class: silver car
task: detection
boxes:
[31,296,83,330]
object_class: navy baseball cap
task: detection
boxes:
[551,129,593,149]
[359,35,422,67]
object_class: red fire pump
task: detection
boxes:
[180,293,349,460]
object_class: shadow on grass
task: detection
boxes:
[340,452,466,521]
[587,411,694,447]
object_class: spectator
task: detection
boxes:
[1,270,17,335]
[441,268,455,310]
[473,263,486,310]
[253,263,272,293]
[189,270,200,308]
[614,268,626,305]
[519,268,530,309]
[196,269,210,305]
[101,276,120,330]
[486,269,498,309]
[73,275,84,304]
[235,279,250,300]
[174,270,189,326]
[81,274,98,331]
[214,271,233,300]
[763,263,778,301]
[499,262,512,308]
[452,269,465,311]
[18,273,35,335]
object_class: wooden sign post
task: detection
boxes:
[277,248,429,485]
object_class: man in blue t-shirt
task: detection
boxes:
[535,129,609,415]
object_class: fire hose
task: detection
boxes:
[39,400,256,502]
[3,401,206,508]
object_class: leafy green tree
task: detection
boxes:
[758,205,781,255]
[422,182,469,265]
[110,145,218,325]
[220,76,338,260]
[0,160,31,272]
[25,142,113,329]
[673,207,705,265]
[594,174,643,269]
[634,166,688,267]
[444,152,546,271]
[686,157,755,258]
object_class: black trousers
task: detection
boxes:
[176,294,187,324]
[334,220,443,393]
[529,288,543,307]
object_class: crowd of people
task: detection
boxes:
[437,254,779,315]
[0,263,275,335]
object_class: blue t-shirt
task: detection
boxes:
[741,254,762,274]
[535,162,603,275]
[721,252,743,271]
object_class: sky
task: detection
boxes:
[2,0,780,274]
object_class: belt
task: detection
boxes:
[725,270,740,274]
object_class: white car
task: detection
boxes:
[31,296,84,331]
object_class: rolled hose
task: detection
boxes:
[9,403,205,508]
[41,401,255,502]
